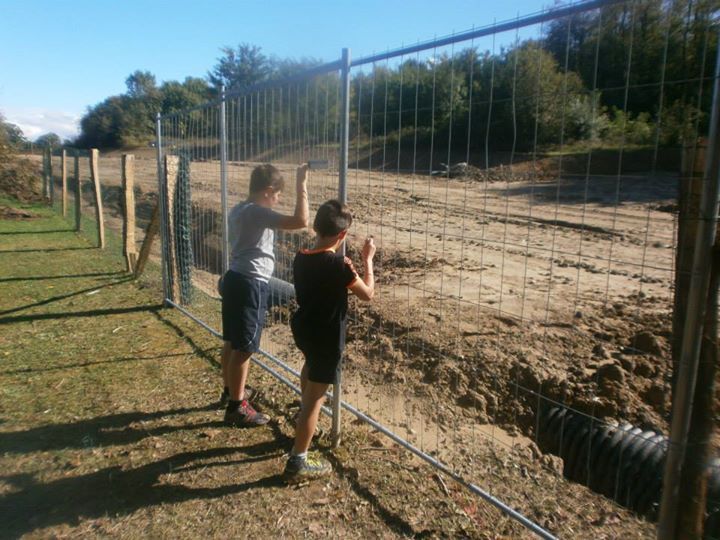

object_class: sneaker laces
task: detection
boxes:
[305,452,326,468]
[241,400,259,417]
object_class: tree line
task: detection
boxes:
[18,0,719,155]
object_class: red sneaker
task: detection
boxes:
[224,400,270,427]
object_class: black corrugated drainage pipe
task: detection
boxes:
[537,406,720,538]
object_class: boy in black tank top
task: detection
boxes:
[283,200,376,483]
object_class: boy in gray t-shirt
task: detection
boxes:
[220,163,309,427]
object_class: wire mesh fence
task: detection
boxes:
[33,0,720,537]
[338,5,717,538]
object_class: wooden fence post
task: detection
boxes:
[134,203,160,279]
[43,147,50,201]
[89,149,105,249]
[48,146,54,205]
[672,140,706,392]
[61,149,67,217]
[74,151,81,231]
[164,155,180,301]
[122,154,137,272]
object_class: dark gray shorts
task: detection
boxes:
[221,271,269,352]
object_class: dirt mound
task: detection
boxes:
[344,290,673,438]
[0,153,43,202]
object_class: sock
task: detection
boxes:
[291,450,307,460]
[227,399,241,412]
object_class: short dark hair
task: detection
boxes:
[249,164,284,194]
[314,200,353,237]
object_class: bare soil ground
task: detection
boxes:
[0,197,656,538]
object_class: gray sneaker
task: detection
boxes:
[283,452,332,484]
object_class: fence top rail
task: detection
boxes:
[349,0,627,67]
[159,58,343,122]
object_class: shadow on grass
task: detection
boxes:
[325,452,433,538]
[0,277,134,317]
[0,271,125,283]
[1,350,217,376]
[0,228,75,235]
[0,443,287,538]
[0,305,162,325]
[152,310,221,370]
[0,405,225,455]
[0,246,95,254]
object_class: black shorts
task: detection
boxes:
[221,271,269,352]
[291,318,342,385]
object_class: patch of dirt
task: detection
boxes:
[0,205,38,220]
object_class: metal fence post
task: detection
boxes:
[658,32,720,540]
[155,112,170,304]
[332,47,352,448]
[220,85,230,276]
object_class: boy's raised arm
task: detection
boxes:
[349,237,375,301]
[277,164,309,230]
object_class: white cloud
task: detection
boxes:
[2,108,81,142]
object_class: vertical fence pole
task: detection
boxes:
[42,148,49,201]
[332,47,351,448]
[48,146,54,206]
[164,154,181,303]
[73,150,81,231]
[220,85,230,275]
[89,149,105,249]
[61,149,67,217]
[122,154,137,272]
[658,34,720,540]
[155,113,170,303]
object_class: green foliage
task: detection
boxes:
[351,43,589,155]
[126,70,158,98]
[77,74,211,149]
[161,78,212,113]
[544,0,717,137]
[601,108,655,146]
[0,114,42,202]
[208,43,270,91]
[1,121,28,148]
[34,133,61,148]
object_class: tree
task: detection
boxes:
[160,77,212,113]
[34,133,61,148]
[126,70,158,98]
[208,44,270,91]
[1,121,27,147]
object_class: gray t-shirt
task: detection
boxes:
[228,202,283,281]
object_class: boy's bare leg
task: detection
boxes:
[224,349,268,426]
[221,341,231,390]
[300,363,308,394]
[227,349,252,401]
[293,380,330,454]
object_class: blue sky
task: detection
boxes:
[0,0,552,141]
